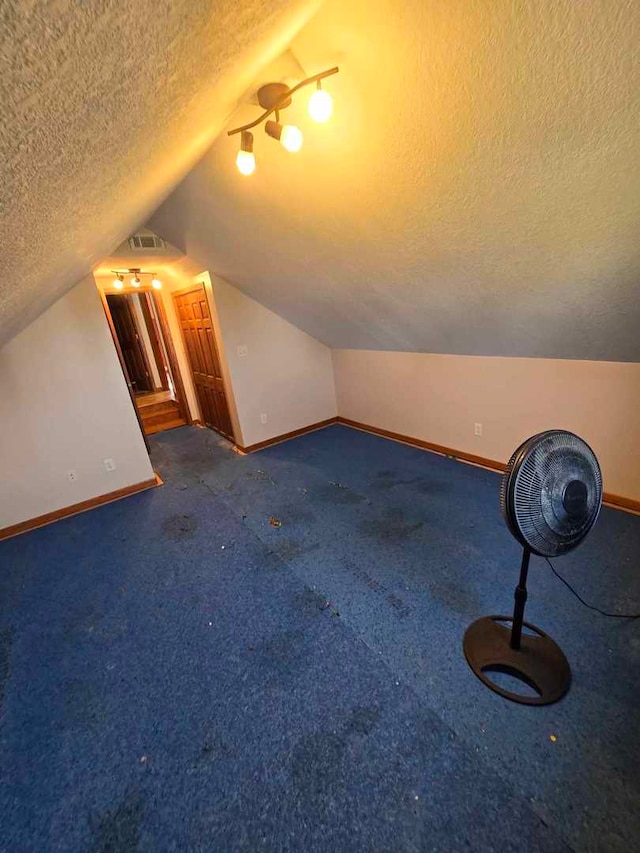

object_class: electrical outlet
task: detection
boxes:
[260,413,268,424]
[104,458,116,472]
[66,470,79,483]
[237,345,248,358]
[474,423,483,436]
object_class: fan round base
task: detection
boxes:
[463,615,571,706]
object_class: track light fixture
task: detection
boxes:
[265,118,304,153]
[308,80,333,123]
[236,131,256,175]
[228,66,339,175]
[110,270,162,290]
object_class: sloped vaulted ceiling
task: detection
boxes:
[150,0,640,361]
[0,0,319,346]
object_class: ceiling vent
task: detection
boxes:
[128,233,166,251]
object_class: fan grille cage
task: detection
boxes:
[500,430,602,557]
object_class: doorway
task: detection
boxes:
[103,291,189,436]
[173,284,234,440]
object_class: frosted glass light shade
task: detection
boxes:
[236,149,256,175]
[309,89,333,122]
[280,125,303,153]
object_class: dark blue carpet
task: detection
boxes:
[1,424,639,852]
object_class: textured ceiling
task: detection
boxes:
[0,0,319,346]
[150,0,640,361]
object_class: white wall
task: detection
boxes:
[333,349,640,503]
[0,276,155,530]
[209,274,337,447]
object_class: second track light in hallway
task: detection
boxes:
[111,269,159,290]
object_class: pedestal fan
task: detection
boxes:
[463,430,602,705]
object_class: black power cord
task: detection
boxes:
[544,556,640,619]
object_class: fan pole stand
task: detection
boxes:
[463,548,571,705]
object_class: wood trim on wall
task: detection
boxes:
[237,418,338,453]
[337,416,508,472]
[172,283,206,297]
[335,416,640,515]
[0,475,163,542]
[602,493,640,516]
[235,413,640,513]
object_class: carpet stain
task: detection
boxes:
[426,575,478,616]
[359,508,424,541]
[412,478,451,495]
[291,732,346,800]
[260,630,306,673]
[275,504,316,525]
[0,627,14,714]
[386,593,411,618]
[349,564,387,593]
[345,706,380,735]
[189,728,233,773]
[270,539,321,562]
[245,469,277,486]
[63,603,102,638]
[371,471,421,491]
[64,679,105,728]
[161,513,198,540]
[88,789,144,853]
[292,587,330,613]
[313,483,367,505]
[347,564,412,617]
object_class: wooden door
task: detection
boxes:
[139,293,169,391]
[173,285,234,440]
[106,295,153,393]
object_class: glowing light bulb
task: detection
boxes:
[236,130,255,175]
[131,275,141,287]
[308,88,333,122]
[280,125,303,153]
[151,276,162,290]
[113,277,124,290]
[236,149,256,175]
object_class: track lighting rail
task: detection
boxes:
[227,67,339,136]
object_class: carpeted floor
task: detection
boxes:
[1,424,639,852]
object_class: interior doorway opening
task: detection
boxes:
[102,290,190,436]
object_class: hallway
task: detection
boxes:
[135,389,186,435]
